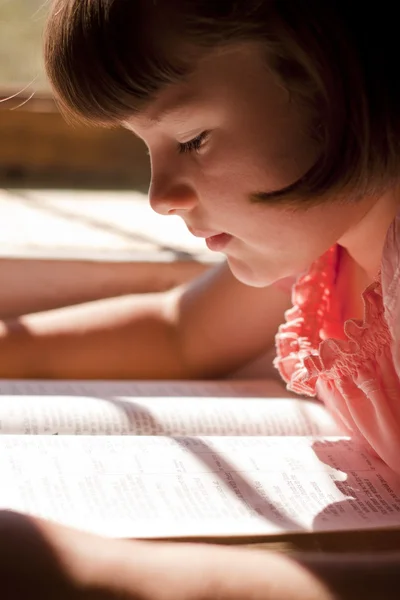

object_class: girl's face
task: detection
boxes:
[126,44,370,287]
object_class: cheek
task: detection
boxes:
[200,145,253,191]
[197,166,247,215]
[224,212,339,288]
[263,213,329,249]
[246,211,338,267]
[237,107,318,190]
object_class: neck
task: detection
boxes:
[337,188,400,281]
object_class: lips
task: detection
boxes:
[187,226,232,252]
[205,233,232,252]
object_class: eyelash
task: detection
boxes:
[178,131,209,154]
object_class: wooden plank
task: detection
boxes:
[0,93,150,188]
[161,527,400,554]
[245,527,400,554]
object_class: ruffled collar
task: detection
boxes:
[274,205,400,396]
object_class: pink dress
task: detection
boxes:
[274,208,400,473]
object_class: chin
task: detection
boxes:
[226,256,276,288]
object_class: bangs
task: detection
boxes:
[44,0,272,126]
[44,1,193,125]
[44,1,400,204]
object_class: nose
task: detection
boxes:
[149,181,198,216]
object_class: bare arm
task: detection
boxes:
[2,511,400,600]
[0,262,290,379]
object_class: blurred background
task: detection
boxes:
[0,0,47,90]
[0,1,217,320]
[0,0,151,189]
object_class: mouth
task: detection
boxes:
[187,227,233,252]
[204,233,232,252]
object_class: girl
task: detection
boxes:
[0,2,400,597]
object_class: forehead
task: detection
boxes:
[125,89,205,134]
[126,43,280,130]
[146,90,200,124]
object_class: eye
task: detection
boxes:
[178,131,209,154]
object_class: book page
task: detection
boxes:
[0,379,340,437]
[0,435,400,539]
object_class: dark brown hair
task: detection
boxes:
[44,1,400,203]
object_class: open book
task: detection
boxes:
[1,378,400,542]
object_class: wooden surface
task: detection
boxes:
[162,528,400,555]
[247,528,400,554]
[0,93,150,188]
[0,187,218,318]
